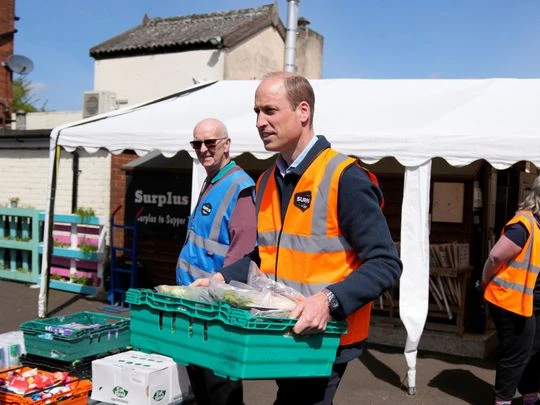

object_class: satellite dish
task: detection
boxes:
[4,54,34,75]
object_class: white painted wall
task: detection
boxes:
[93,50,225,106]
[225,27,285,80]
[0,149,110,218]
[25,112,83,130]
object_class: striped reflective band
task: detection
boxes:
[176,258,211,279]
[209,175,250,241]
[492,211,539,296]
[491,277,535,296]
[310,152,348,232]
[258,231,351,252]
[184,232,229,257]
[256,152,352,254]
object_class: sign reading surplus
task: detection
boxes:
[125,172,192,241]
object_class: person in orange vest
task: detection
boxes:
[482,175,540,405]
[193,72,402,404]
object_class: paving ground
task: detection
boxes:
[0,279,528,404]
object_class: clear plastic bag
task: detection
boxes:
[206,263,302,313]
[208,276,297,310]
[154,284,215,303]
[246,262,305,303]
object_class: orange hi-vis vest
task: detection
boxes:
[256,148,379,345]
[484,210,540,317]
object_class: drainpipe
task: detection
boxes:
[284,0,300,73]
[71,151,79,213]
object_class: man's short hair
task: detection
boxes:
[264,72,315,127]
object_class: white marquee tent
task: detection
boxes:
[40,78,540,392]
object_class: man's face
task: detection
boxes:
[254,76,304,153]
[192,123,230,175]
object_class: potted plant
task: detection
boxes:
[9,197,19,208]
[74,207,96,223]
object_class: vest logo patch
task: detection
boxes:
[201,202,212,216]
[294,191,312,212]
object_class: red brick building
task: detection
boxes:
[0,0,15,127]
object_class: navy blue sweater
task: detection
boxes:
[220,136,403,320]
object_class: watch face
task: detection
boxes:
[323,289,339,311]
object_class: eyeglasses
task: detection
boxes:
[190,137,228,150]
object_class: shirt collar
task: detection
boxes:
[276,135,318,177]
[209,160,236,184]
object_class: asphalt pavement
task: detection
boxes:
[0,279,528,404]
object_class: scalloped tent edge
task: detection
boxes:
[40,78,540,391]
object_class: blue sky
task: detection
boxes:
[13,0,540,111]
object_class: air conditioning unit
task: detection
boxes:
[82,91,117,118]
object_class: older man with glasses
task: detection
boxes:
[176,118,256,405]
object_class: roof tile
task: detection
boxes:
[90,3,283,58]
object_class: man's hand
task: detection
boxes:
[289,292,331,335]
[190,272,225,287]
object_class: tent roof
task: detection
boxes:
[52,78,540,169]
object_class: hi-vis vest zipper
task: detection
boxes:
[484,210,540,316]
[256,148,379,345]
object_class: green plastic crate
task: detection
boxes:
[20,311,130,361]
[126,288,347,380]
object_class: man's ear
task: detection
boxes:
[297,100,311,126]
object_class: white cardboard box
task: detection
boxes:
[91,350,193,405]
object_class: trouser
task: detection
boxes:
[273,362,348,405]
[187,365,244,405]
[488,303,540,401]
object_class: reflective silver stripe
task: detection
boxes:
[185,231,228,257]
[256,168,273,214]
[311,153,349,234]
[257,153,352,253]
[177,258,211,279]
[258,230,278,246]
[209,175,250,241]
[505,212,540,275]
[505,259,540,274]
[492,211,539,297]
[491,276,535,296]
[259,231,351,252]
[275,276,330,296]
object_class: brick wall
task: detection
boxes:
[110,152,138,247]
[0,0,15,124]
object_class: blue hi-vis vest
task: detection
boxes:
[176,168,255,285]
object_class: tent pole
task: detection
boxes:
[190,158,206,214]
[399,161,432,395]
[38,143,60,318]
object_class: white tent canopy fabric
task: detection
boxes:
[40,78,540,392]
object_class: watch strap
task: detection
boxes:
[322,288,340,312]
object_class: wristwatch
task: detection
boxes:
[321,288,340,312]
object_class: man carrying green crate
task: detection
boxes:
[193,72,402,405]
[177,118,257,405]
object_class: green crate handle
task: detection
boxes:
[127,289,347,335]
[126,289,225,321]
[222,304,347,334]
[20,311,130,341]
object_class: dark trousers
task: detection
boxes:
[273,362,348,405]
[187,365,244,405]
[488,303,540,400]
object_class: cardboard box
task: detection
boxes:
[91,350,193,405]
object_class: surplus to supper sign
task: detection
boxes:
[125,172,192,241]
